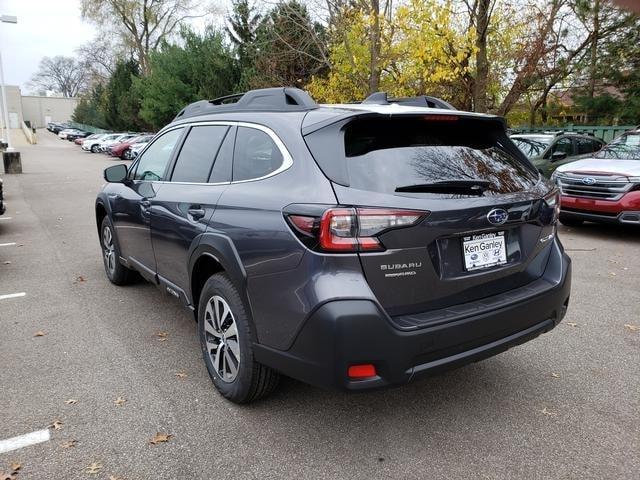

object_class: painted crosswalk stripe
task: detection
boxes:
[0,429,50,454]
[0,292,26,300]
[0,217,12,220]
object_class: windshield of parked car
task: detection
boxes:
[511,136,553,159]
[594,132,640,160]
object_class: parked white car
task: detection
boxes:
[82,134,111,153]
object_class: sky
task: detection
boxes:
[0,0,95,92]
[0,0,230,94]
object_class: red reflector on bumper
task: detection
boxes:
[348,364,377,379]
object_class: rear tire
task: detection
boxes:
[91,144,99,153]
[198,273,280,403]
[559,213,584,227]
[100,216,136,285]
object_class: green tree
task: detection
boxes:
[226,0,263,68]
[105,59,144,131]
[135,27,240,130]
[72,84,108,128]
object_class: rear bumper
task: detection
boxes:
[255,242,571,391]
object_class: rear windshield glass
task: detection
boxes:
[595,132,640,160]
[343,118,538,195]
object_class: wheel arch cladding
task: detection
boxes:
[95,201,108,235]
[189,234,251,321]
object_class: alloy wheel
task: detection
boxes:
[102,225,116,275]
[204,295,241,383]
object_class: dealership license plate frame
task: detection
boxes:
[462,231,508,271]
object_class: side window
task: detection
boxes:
[209,126,235,183]
[232,127,284,182]
[171,125,228,183]
[550,137,572,156]
[592,139,604,153]
[576,137,599,155]
[133,128,183,181]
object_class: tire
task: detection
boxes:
[121,149,130,160]
[91,144,99,153]
[559,213,584,227]
[198,273,280,403]
[100,216,136,285]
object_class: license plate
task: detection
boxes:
[462,232,507,271]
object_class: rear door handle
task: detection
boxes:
[188,206,206,220]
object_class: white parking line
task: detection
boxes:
[0,242,16,247]
[0,217,12,220]
[0,292,26,300]
[0,429,50,454]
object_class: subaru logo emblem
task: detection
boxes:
[582,177,596,185]
[487,208,508,225]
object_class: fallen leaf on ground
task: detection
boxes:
[65,399,78,405]
[566,322,578,327]
[85,462,102,474]
[60,439,77,448]
[541,407,556,416]
[156,331,168,341]
[149,433,172,445]
[73,275,86,284]
[608,272,617,277]
[624,324,639,332]
[9,463,20,473]
[113,397,126,406]
[3,261,11,265]
[49,420,63,430]
[174,371,187,379]
[33,331,46,337]
[0,473,16,480]
[551,372,560,378]
[109,476,123,480]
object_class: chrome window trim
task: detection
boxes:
[148,120,293,185]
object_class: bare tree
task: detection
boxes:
[76,36,125,85]
[28,56,89,97]
[80,0,212,75]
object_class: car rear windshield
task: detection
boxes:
[595,132,640,160]
[335,117,538,195]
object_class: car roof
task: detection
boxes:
[170,87,500,134]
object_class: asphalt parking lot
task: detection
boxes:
[1,133,638,480]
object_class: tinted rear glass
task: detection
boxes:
[343,118,538,195]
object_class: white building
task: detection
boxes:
[0,84,78,129]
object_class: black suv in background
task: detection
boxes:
[96,87,571,403]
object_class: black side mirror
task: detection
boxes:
[550,151,568,162]
[104,164,128,183]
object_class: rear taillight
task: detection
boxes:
[286,207,427,253]
[543,190,560,225]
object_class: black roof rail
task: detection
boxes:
[174,87,318,121]
[361,92,456,110]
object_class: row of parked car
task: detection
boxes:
[510,129,640,226]
[47,123,154,160]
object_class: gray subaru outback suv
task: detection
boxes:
[96,87,571,403]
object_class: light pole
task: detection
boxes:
[1,14,18,153]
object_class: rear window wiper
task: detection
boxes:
[395,180,490,195]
